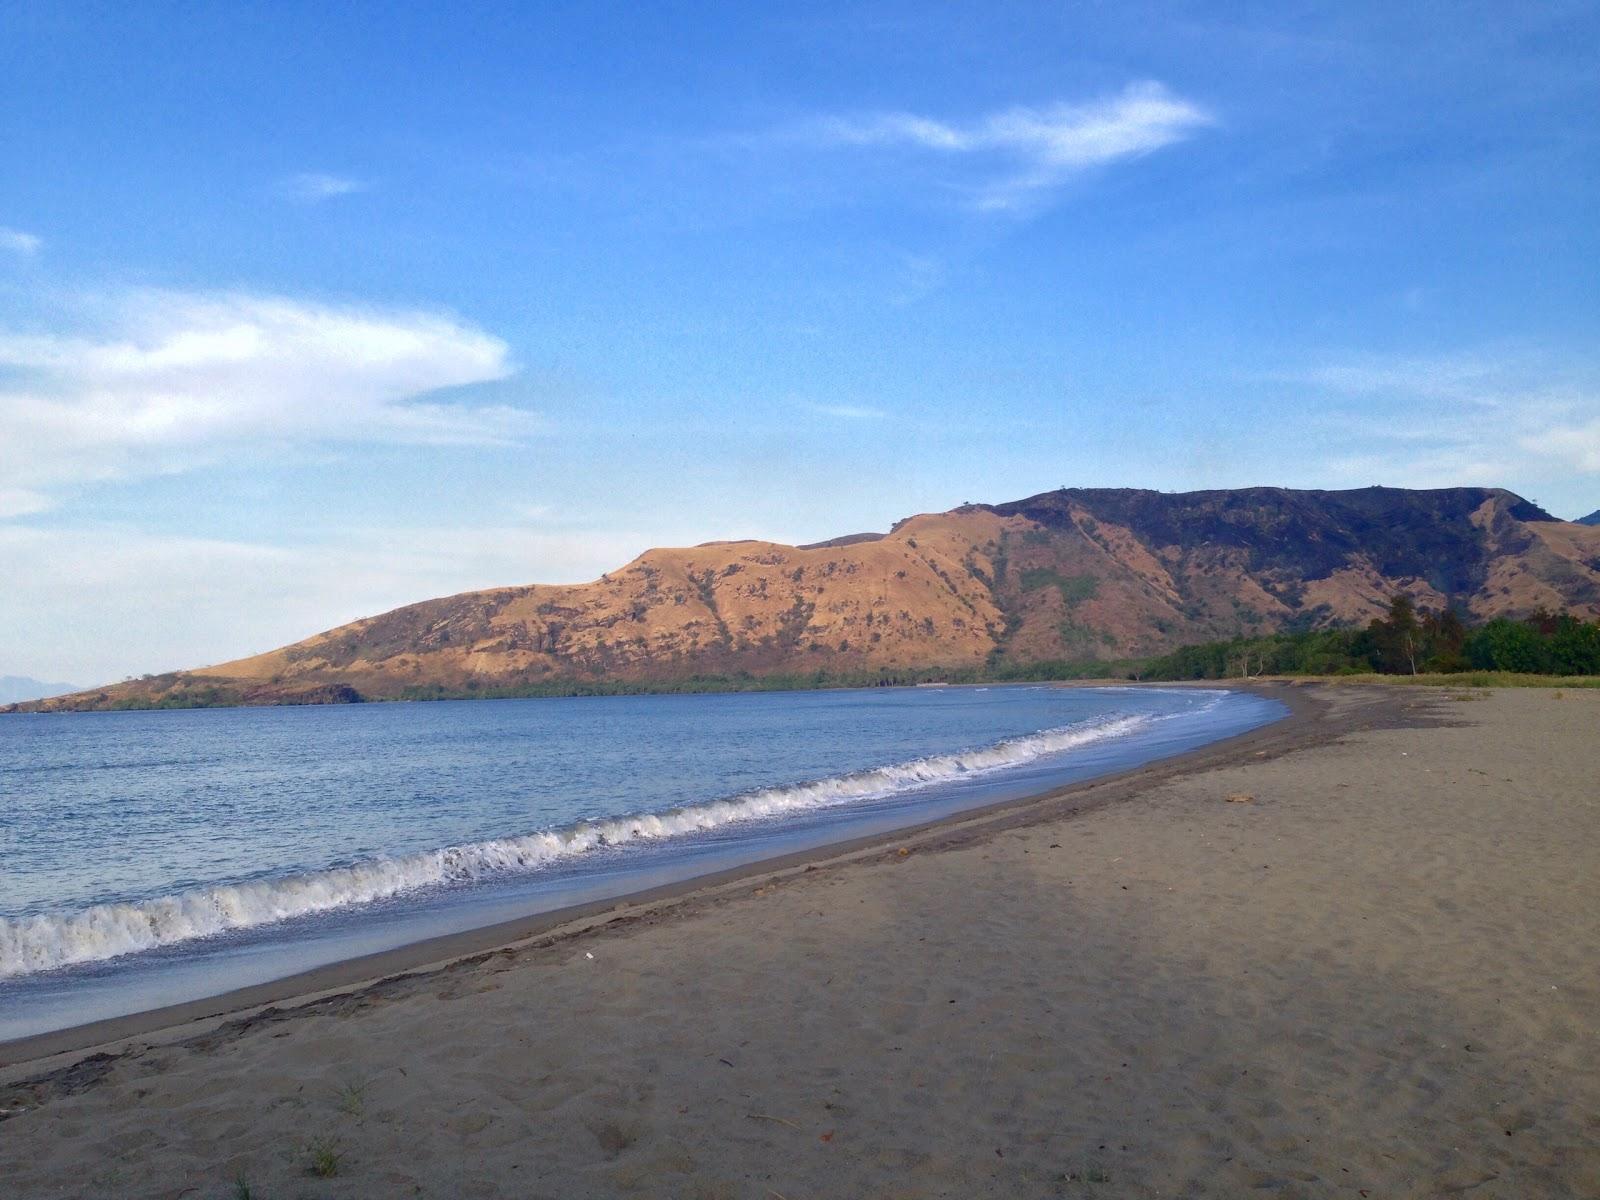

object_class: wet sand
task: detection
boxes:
[2,684,1597,1198]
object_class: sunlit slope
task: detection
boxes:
[22,486,1600,709]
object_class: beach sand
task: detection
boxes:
[2,685,1597,1198]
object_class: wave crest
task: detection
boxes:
[0,713,1148,978]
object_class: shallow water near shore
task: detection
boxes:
[0,685,1283,1039]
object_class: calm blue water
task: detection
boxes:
[0,685,1283,1038]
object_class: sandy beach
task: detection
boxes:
[2,684,1597,1199]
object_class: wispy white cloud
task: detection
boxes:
[803,402,887,420]
[0,290,527,512]
[1523,418,1600,472]
[804,82,1213,211]
[279,172,370,203]
[0,226,42,255]
[0,488,52,518]
[1295,350,1600,495]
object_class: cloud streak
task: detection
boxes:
[806,82,1213,211]
[803,402,887,420]
[1296,351,1600,498]
[0,290,526,512]
[279,172,369,203]
[0,226,42,255]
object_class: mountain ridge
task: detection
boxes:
[13,485,1600,712]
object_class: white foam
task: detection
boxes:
[0,713,1149,978]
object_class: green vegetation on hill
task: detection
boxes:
[1018,567,1100,608]
[391,657,1125,701]
[1138,595,1600,681]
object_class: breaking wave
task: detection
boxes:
[0,713,1150,978]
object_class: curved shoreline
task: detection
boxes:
[0,705,1172,982]
[0,680,1343,1074]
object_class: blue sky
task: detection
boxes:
[2,2,1597,683]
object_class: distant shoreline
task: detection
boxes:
[8,662,1596,717]
[1,663,1123,713]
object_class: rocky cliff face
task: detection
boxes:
[18,486,1600,710]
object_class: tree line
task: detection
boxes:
[1139,595,1600,680]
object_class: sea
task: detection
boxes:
[0,684,1285,1040]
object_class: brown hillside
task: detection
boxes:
[19,486,1600,710]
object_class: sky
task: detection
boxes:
[2,1,1597,684]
